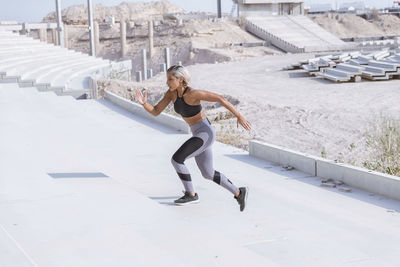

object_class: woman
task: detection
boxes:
[135,65,251,212]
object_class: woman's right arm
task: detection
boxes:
[135,89,172,116]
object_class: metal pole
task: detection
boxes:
[87,0,95,56]
[55,0,64,47]
[217,0,222,18]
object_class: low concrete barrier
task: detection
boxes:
[317,160,400,201]
[105,90,189,134]
[249,140,400,201]
[249,140,317,176]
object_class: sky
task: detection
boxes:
[0,0,395,23]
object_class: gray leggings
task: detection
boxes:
[171,117,239,195]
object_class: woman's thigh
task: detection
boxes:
[172,135,208,164]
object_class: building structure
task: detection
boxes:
[234,0,304,17]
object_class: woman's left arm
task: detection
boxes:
[194,90,251,131]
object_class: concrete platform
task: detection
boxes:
[1,83,400,266]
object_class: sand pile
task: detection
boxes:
[371,14,400,36]
[42,0,186,23]
[309,13,384,38]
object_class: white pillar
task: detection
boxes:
[120,20,127,58]
[148,20,154,58]
[87,0,95,56]
[39,28,47,42]
[55,0,64,47]
[63,24,68,48]
[164,47,170,69]
[142,49,147,80]
[94,21,100,56]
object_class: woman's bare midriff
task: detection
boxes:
[183,109,207,126]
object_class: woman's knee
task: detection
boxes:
[200,169,214,180]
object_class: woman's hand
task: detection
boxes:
[237,115,251,131]
[135,89,147,105]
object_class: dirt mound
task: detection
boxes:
[42,0,186,23]
[309,13,384,38]
[371,14,400,36]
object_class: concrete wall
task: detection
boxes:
[237,0,303,3]
[249,140,318,176]
[237,2,304,17]
[249,140,400,202]
[104,90,190,134]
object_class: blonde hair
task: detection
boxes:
[167,65,191,88]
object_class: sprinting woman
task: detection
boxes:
[135,65,251,211]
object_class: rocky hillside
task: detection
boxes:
[42,0,186,23]
[309,13,400,38]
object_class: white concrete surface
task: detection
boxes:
[1,83,400,266]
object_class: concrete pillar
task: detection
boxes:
[142,49,147,80]
[39,28,47,42]
[55,0,64,47]
[148,20,154,58]
[21,23,28,35]
[160,63,166,73]
[178,61,182,66]
[94,21,100,56]
[217,0,222,18]
[120,20,127,58]
[136,71,142,82]
[63,24,68,48]
[52,29,58,45]
[164,47,170,69]
[147,69,153,79]
[87,0,95,56]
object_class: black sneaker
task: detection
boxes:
[174,191,200,206]
[234,187,248,212]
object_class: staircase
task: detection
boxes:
[0,29,131,99]
[245,16,352,53]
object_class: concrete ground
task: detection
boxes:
[1,84,400,266]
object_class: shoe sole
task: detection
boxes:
[242,186,249,212]
[174,199,200,206]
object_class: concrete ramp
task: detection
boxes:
[1,83,400,266]
[246,16,351,53]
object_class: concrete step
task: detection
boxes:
[18,56,97,82]
[1,53,91,77]
[35,59,109,89]
[246,16,347,52]
[336,63,364,74]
